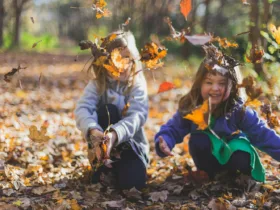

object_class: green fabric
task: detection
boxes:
[193,117,265,182]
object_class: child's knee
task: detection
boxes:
[189,133,212,151]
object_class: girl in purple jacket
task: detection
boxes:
[155,44,280,182]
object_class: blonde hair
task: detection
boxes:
[92,31,141,95]
[179,60,244,118]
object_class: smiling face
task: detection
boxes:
[201,72,231,108]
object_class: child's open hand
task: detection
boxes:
[159,136,173,156]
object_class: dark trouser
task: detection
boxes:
[92,104,146,190]
[189,133,251,178]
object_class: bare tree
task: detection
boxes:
[12,0,32,47]
[0,0,4,47]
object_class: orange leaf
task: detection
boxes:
[122,102,130,116]
[180,0,192,19]
[157,82,175,93]
[184,99,209,130]
[245,45,264,64]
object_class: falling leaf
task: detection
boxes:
[238,76,263,100]
[149,191,169,202]
[92,0,112,19]
[32,40,42,48]
[140,42,167,69]
[28,125,50,143]
[245,45,264,63]
[122,102,130,116]
[30,17,35,24]
[180,0,192,19]
[268,23,280,44]
[184,35,212,45]
[4,65,26,83]
[157,82,175,93]
[212,36,239,48]
[164,17,189,42]
[184,99,209,130]
[245,98,262,108]
[104,60,121,78]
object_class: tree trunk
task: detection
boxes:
[12,0,24,47]
[0,0,4,47]
[202,0,211,32]
[249,0,264,76]
[261,0,272,49]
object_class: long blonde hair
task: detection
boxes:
[90,31,141,95]
[178,60,244,118]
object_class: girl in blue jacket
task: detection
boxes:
[75,31,149,189]
[155,44,280,182]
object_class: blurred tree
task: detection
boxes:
[12,0,32,47]
[57,1,89,43]
[0,0,4,47]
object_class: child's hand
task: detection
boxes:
[89,128,104,141]
[159,136,173,156]
[104,131,118,167]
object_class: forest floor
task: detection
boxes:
[0,52,280,210]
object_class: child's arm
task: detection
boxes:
[154,111,191,157]
[238,107,280,161]
[110,73,148,145]
[74,81,103,140]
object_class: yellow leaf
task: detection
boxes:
[268,23,280,44]
[70,199,82,210]
[184,99,209,130]
[94,0,107,8]
[93,56,107,66]
[13,200,22,206]
[16,90,28,99]
[245,98,262,108]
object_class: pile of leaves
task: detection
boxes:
[0,53,280,209]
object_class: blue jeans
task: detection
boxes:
[189,132,251,178]
[92,104,146,190]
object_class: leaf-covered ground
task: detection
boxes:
[1,53,280,210]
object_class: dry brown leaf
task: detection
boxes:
[149,191,169,202]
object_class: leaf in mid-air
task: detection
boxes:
[180,0,192,19]
[184,99,209,130]
[245,45,264,63]
[268,23,280,45]
[185,35,212,46]
[157,82,175,93]
[140,42,167,69]
[212,37,238,49]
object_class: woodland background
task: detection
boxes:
[1,0,280,209]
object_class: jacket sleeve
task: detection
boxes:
[154,111,191,157]
[238,106,280,161]
[74,80,103,140]
[110,72,148,145]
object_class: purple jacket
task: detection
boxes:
[155,100,280,161]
